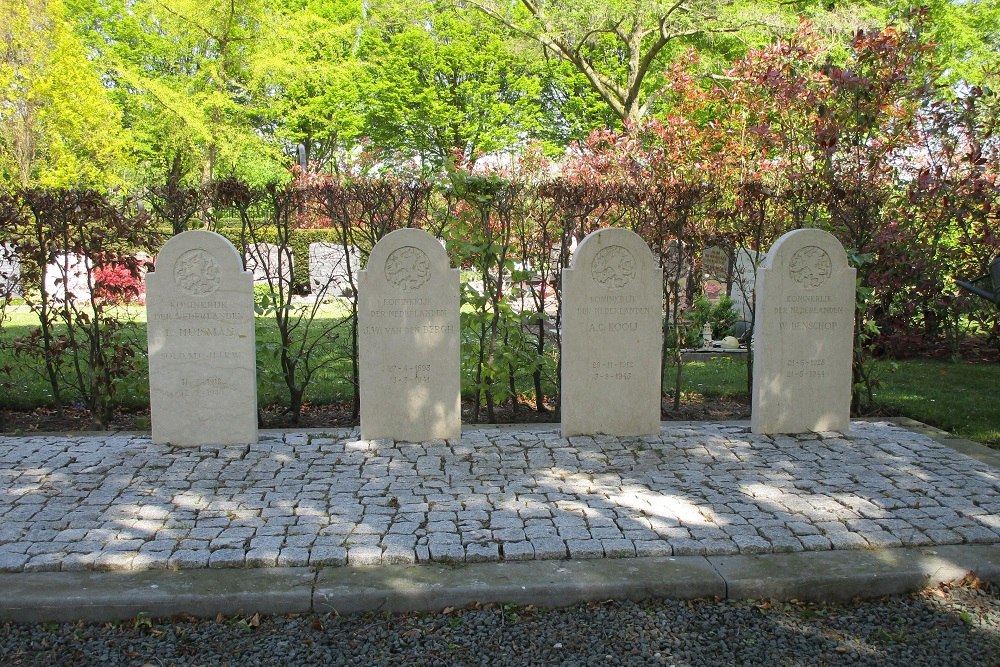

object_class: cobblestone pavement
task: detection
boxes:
[1,421,998,574]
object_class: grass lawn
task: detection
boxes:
[681,355,1000,447]
[3,304,998,446]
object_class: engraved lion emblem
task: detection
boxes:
[591,245,636,290]
[384,246,431,291]
[788,246,832,289]
[174,249,221,296]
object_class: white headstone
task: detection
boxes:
[244,242,293,287]
[146,231,258,447]
[358,228,460,441]
[751,229,855,434]
[308,242,359,297]
[0,243,19,297]
[44,252,92,303]
[730,248,760,321]
[561,228,663,437]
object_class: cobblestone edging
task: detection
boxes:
[1,421,998,573]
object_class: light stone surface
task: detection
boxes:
[0,243,18,297]
[561,228,663,437]
[358,228,460,442]
[146,230,257,447]
[751,229,855,434]
[244,242,293,288]
[309,242,359,296]
[1,421,998,574]
[44,252,91,303]
[730,248,760,322]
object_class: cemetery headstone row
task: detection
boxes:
[144,228,856,445]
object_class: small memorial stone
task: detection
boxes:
[244,242,293,287]
[146,231,257,446]
[358,228,460,441]
[701,246,730,304]
[561,228,663,437]
[308,242,359,296]
[0,243,19,297]
[751,228,855,434]
[44,252,91,302]
[730,248,760,321]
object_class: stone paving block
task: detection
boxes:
[531,538,568,560]
[94,552,137,572]
[427,540,464,563]
[132,551,172,570]
[245,548,279,568]
[957,526,1000,544]
[208,549,246,569]
[60,552,98,572]
[466,543,499,563]
[557,526,591,540]
[382,546,416,565]
[310,546,348,567]
[285,534,317,548]
[701,539,740,556]
[634,541,672,558]
[381,534,417,550]
[0,552,30,572]
[277,547,310,567]
[387,521,421,535]
[501,541,534,561]
[671,540,708,556]
[601,539,636,558]
[167,550,209,570]
[566,539,604,559]
[827,532,870,550]
[862,531,904,549]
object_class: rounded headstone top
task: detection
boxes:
[364,228,452,291]
[571,228,657,285]
[149,230,249,292]
[762,228,849,280]
[154,230,245,272]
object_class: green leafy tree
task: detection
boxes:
[68,0,285,187]
[360,0,549,165]
[1,0,127,189]
[469,0,884,127]
[257,0,369,171]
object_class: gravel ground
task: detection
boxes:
[2,580,998,667]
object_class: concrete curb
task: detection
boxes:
[3,545,998,624]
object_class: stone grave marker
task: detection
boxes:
[751,228,855,434]
[730,248,760,322]
[561,228,663,437]
[44,252,92,302]
[309,242,359,297]
[146,230,257,447]
[244,242,293,287]
[701,245,730,303]
[0,243,19,297]
[358,228,460,441]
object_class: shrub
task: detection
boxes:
[94,262,145,304]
